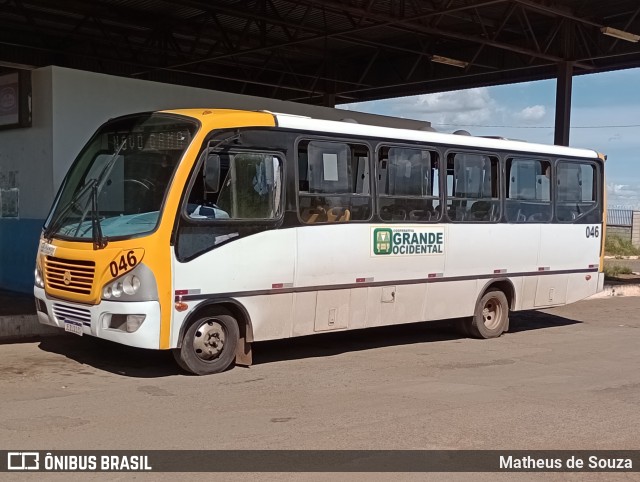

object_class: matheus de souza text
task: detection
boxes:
[500,455,632,470]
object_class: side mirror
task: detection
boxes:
[203,151,220,193]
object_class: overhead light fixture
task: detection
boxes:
[431,55,469,68]
[600,26,640,43]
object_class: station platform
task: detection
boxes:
[0,289,58,341]
[0,289,36,316]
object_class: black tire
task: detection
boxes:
[173,312,239,375]
[466,289,509,339]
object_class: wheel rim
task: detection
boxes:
[482,296,503,330]
[193,319,226,361]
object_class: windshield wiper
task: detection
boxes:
[95,138,127,192]
[72,180,107,249]
[72,138,128,249]
[44,138,127,245]
[43,179,96,242]
[91,182,106,250]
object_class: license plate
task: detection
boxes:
[64,321,83,336]
[38,241,56,256]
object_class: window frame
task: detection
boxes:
[374,143,442,223]
[294,135,374,225]
[180,144,287,226]
[444,149,502,223]
[554,158,602,224]
[504,156,554,224]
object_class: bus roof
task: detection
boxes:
[274,112,600,159]
[162,108,600,160]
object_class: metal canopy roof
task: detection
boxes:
[1,0,640,105]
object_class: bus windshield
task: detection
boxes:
[44,114,198,243]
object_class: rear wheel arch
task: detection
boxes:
[478,278,516,311]
[454,279,514,339]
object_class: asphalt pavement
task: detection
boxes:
[0,296,639,481]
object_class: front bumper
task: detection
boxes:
[34,286,161,349]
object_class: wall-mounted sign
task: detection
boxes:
[0,70,31,130]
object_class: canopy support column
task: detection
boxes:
[554,61,573,146]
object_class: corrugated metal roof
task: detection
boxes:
[1,1,640,104]
[607,209,633,227]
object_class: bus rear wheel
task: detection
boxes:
[464,289,509,339]
[173,313,239,375]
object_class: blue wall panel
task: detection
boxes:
[0,219,44,293]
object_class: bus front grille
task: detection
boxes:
[52,303,92,326]
[44,256,95,295]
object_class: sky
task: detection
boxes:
[339,67,640,209]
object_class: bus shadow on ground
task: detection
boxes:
[507,309,581,334]
[252,310,581,366]
[37,336,181,378]
[35,310,579,377]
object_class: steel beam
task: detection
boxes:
[554,61,573,146]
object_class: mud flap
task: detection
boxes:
[235,335,252,366]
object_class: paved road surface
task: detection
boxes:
[1,297,639,481]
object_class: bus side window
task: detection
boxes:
[186,151,283,220]
[377,146,440,222]
[446,153,499,222]
[556,161,599,223]
[505,158,551,223]
[297,140,371,223]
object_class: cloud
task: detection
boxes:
[406,88,493,113]
[387,88,500,126]
[339,87,502,128]
[514,105,546,122]
[607,182,640,209]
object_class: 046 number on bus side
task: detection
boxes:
[585,226,600,238]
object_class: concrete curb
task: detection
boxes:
[588,283,640,299]
[604,255,640,260]
[0,314,60,342]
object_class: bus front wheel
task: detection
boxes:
[173,313,240,375]
[463,289,509,339]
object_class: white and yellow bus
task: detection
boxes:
[34,109,605,374]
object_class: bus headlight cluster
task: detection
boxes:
[103,274,141,299]
[100,263,157,302]
[35,263,44,289]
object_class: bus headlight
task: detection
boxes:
[103,279,128,298]
[35,263,44,288]
[111,282,123,298]
[101,264,157,302]
[122,275,141,295]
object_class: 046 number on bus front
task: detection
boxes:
[109,251,138,278]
